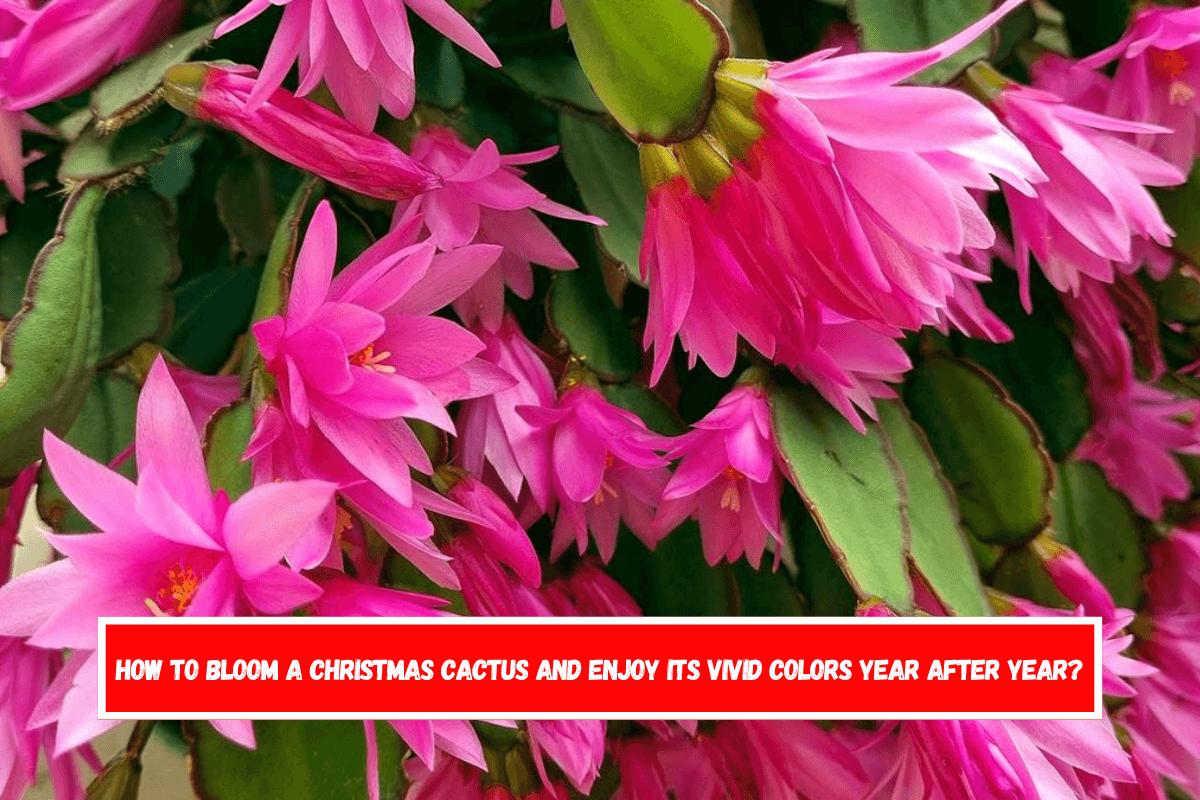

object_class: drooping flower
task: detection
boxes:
[1120,527,1200,796]
[653,384,784,568]
[1027,534,1119,621]
[396,126,604,332]
[780,307,911,431]
[636,0,1043,392]
[215,0,499,132]
[1064,278,1200,519]
[440,470,544,617]
[0,357,337,753]
[864,718,1136,800]
[963,63,1184,309]
[1078,4,1200,173]
[455,314,558,521]
[520,376,672,561]
[404,756,570,800]
[615,721,870,800]
[0,0,182,110]
[163,63,441,201]
[527,720,605,795]
[539,560,641,617]
[991,591,1157,699]
[253,200,508,510]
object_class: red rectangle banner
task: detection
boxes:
[98,617,1102,720]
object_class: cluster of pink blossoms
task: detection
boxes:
[2,0,1200,797]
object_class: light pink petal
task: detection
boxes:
[41,431,138,533]
[136,358,215,532]
[405,0,500,67]
[286,201,338,328]
[223,480,338,577]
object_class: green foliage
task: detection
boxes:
[90,21,220,124]
[957,268,1091,461]
[188,721,406,800]
[558,114,646,281]
[558,0,727,140]
[0,184,105,480]
[905,355,1055,546]
[878,400,989,616]
[771,386,913,613]
[1052,461,1147,609]
[36,371,139,532]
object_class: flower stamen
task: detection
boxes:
[349,344,396,373]
[720,466,744,512]
[147,563,202,617]
[1151,49,1195,105]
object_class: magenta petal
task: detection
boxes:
[134,463,222,550]
[211,719,256,749]
[0,560,83,638]
[223,480,338,577]
[54,652,121,756]
[311,408,417,505]
[240,564,322,614]
[286,201,338,327]
[135,358,216,532]
[41,432,138,533]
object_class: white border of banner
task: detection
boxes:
[98,616,1103,721]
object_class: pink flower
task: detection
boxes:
[625,721,870,799]
[441,471,545,617]
[993,593,1156,699]
[1118,528,1200,796]
[781,307,911,431]
[866,718,1135,800]
[973,66,1184,308]
[456,315,558,519]
[637,0,1042,391]
[445,472,541,587]
[164,362,241,433]
[253,200,508,509]
[550,0,564,29]
[163,63,441,201]
[1078,4,1200,173]
[0,357,336,753]
[1,468,93,800]
[527,720,605,795]
[396,127,604,332]
[215,0,499,131]
[405,757,570,800]
[1065,279,1200,519]
[653,384,784,568]
[0,108,45,204]
[309,571,448,618]
[1028,535,1119,621]
[539,560,640,617]
[0,0,181,109]
[520,381,672,561]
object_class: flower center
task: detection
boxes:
[592,454,619,505]
[1150,49,1195,105]
[349,344,395,373]
[720,466,744,512]
[146,563,202,617]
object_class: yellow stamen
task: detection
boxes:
[349,344,396,373]
[592,454,619,505]
[148,564,202,617]
[720,466,745,512]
